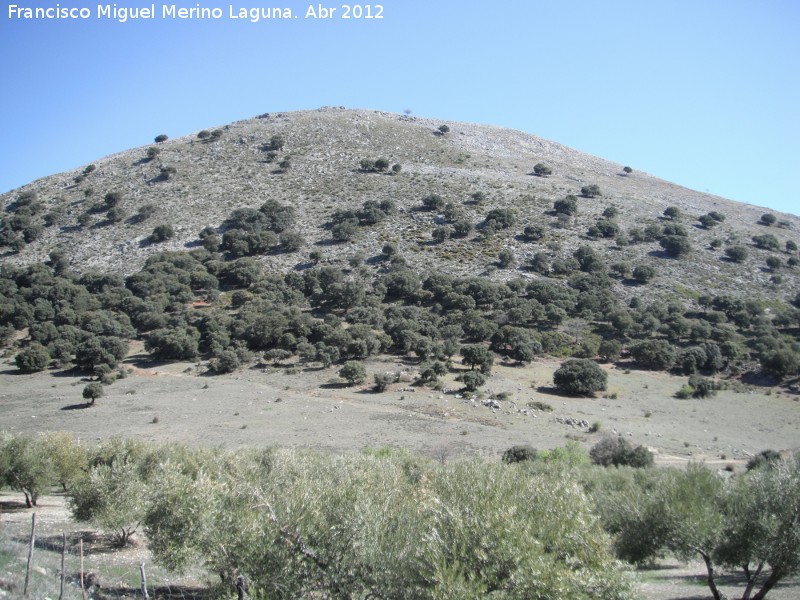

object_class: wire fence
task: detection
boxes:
[0,512,212,599]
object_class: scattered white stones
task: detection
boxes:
[554,416,590,428]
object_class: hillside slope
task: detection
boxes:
[2,107,798,304]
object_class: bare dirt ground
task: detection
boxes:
[1,352,799,599]
[1,351,797,465]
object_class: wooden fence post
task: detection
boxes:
[59,532,66,600]
[80,539,86,600]
[23,513,36,596]
[140,562,150,599]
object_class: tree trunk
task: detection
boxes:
[751,568,782,600]
[23,490,33,509]
[699,551,724,600]
[741,562,763,600]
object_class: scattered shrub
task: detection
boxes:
[82,382,105,405]
[760,213,777,226]
[725,245,748,262]
[580,184,601,198]
[553,358,607,396]
[149,224,175,243]
[339,361,367,385]
[589,436,653,468]
[502,445,538,463]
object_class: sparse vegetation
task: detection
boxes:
[148,223,174,243]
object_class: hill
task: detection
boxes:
[0,107,798,466]
[1,107,798,302]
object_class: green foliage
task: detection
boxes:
[553,358,607,395]
[208,349,241,374]
[438,124,450,134]
[432,226,451,244]
[269,134,285,151]
[331,221,357,241]
[154,134,168,143]
[533,163,552,176]
[752,233,780,251]
[82,382,104,404]
[159,165,177,180]
[41,432,88,492]
[461,344,495,373]
[496,248,515,268]
[0,434,57,507]
[725,245,749,262]
[373,371,398,392]
[659,235,692,258]
[598,339,622,362]
[452,218,473,237]
[631,339,677,370]
[15,342,50,372]
[553,195,578,215]
[686,374,717,398]
[422,194,446,211]
[143,448,632,599]
[765,255,782,271]
[145,326,200,360]
[502,445,538,463]
[581,184,601,198]
[632,264,656,284]
[149,223,175,243]
[588,219,619,239]
[663,206,681,220]
[760,348,800,381]
[746,449,782,471]
[458,369,488,391]
[760,212,777,226]
[698,214,717,228]
[602,206,619,219]
[598,459,800,600]
[522,224,545,241]
[589,437,654,468]
[106,206,126,224]
[339,360,367,385]
[68,440,153,546]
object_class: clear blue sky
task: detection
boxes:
[1,0,798,215]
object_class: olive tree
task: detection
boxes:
[607,459,800,600]
[0,434,57,507]
[143,449,633,599]
[68,453,149,546]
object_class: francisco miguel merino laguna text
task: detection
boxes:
[6,4,381,23]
